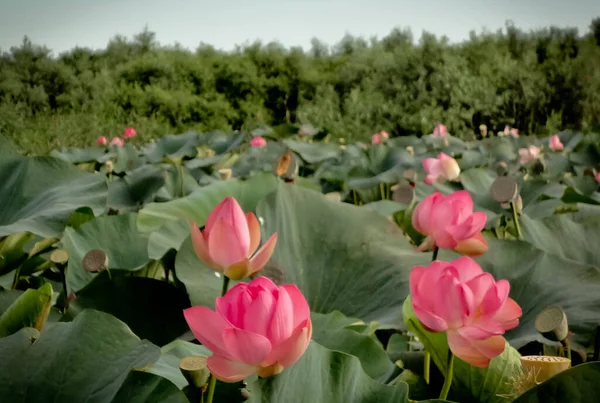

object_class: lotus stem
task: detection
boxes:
[380,183,386,200]
[178,164,185,199]
[510,201,522,239]
[221,276,231,297]
[424,350,431,384]
[352,189,358,205]
[205,376,217,403]
[439,350,455,400]
[563,338,571,362]
[431,246,439,262]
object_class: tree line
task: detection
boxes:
[1,19,600,153]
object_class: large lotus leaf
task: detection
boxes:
[196,131,245,155]
[112,143,145,174]
[249,342,410,403]
[49,147,107,163]
[520,214,600,268]
[147,219,190,260]
[154,163,202,202]
[544,153,571,178]
[519,180,565,206]
[403,297,522,403]
[569,142,600,167]
[457,150,487,170]
[488,137,517,162]
[0,283,52,337]
[232,142,288,178]
[254,184,429,326]
[561,186,600,206]
[362,200,407,218]
[283,139,341,164]
[0,155,107,237]
[142,131,200,163]
[112,370,189,403]
[69,271,190,346]
[312,311,397,382]
[437,237,600,349]
[63,213,150,292]
[107,164,167,211]
[0,310,160,403]
[137,173,279,235]
[513,362,600,403]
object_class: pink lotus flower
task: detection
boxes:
[502,126,519,138]
[549,134,564,151]
[183,276,312,382]
[250,136,267,148]
[422,153,461,185]
[191,197,278,280]
[123,127,137,139]
[412,191,488,256]
[96,136,107,146]
[371,131,390,144]
[595,173,600,183]
[519,145,541,164]
[410,257,522,367]
[109,137,124,147]
[432,124,448,138]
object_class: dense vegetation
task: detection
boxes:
[1,19,600,153]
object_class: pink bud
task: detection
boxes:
[519,145,540,165]
[410,257,522,367]
[422,153,460,185]
[412,191,487,254]
[183,276,312,382]
[250,136,267,148]
[190,197,278,280]
[432,124,448,138]
[96,136,108,146]
[109,137,124,147]
[549,134,564,151]
[371,133,385,144]
[123,127,137,139]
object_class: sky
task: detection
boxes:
[0,0,598,54]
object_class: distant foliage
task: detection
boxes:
[1,22,600,153]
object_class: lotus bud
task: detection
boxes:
[190,197,278,280]
[105,160,114,174]
[179,356,211,389]
[406,146,414,156]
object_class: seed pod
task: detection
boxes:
[82,249,108,273]
[490,176,518,204]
